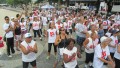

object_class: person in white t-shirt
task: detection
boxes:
[20,33,37,68]
[28,13,34,32]
[63,38,81,68]
[32,17,42,41]
[67,17,73,38]
[3,16,15,57]
[83,32,98,68]
[93,36,115,68]
[20,18,27,41]
[109,30,119,59]
[42,14,48,37]
[46,22,57,59]
[114,41,120,68]
[55,19,63,34]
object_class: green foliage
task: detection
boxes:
[6,0,31,5]
[0,0,6,4]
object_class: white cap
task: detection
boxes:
[105,32,111,37]
[100,36,107,43]
[24,33,32,38]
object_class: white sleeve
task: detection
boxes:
[95,45,101,58]
[3,24,8,30]
[106,46,110,56]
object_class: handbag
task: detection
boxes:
[3,34,6,42]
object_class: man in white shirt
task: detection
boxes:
[3,16,15,57]
[20,33,38,68]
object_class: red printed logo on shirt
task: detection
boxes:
[58,25,61,29]
[115,40,118,44]
[103,21,107,25]
[101,51,106,58]
[33,23,38,27]
[90,45,95,49]
[50,32,54,37]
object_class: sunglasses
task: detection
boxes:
[5,19,9,20]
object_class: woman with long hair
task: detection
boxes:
[14,19,21,51]
[53,27,68,68]
[46,22,57,59]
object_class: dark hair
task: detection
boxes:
[21,18,24,22]
[49,23,51,29]
[16,14,20,18]
[4,16,9,19]
[59,27,64,34]
[66,38,75,47]
[99,23,102,28]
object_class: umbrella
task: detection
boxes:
[41,4,55,9]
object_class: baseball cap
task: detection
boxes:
[24,33,32,38]
[112,30,118,34]
[100,36,107,43]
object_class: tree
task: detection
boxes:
[0,0,6,4]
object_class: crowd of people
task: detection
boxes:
[2,7,120,68]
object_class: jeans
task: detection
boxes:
[33,30,41,38]
[6,37,15,55]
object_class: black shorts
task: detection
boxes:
[85,53,94,64]
[114,57,120,68]
[23,60,36,68]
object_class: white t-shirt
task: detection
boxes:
[102,20,108,29]
[47,29,57,43]
[93,44,110,68]
[3,23,14,38]
[67,20,73,29]
[29,16,34,23]
[55,23,63,30]
[85,38,98,53]
[32,21,40,30]
[42,16,47,26]
[114,44,120,60]
[63,47,77,68]
[109,36,118,53]
[20,22,27,30]
[10,21,14,28]
[63,22,68,29]
[21,40,36,62]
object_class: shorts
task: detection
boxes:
[15,35,21,41]
[23,60,36,68]
[85,52,94,64]
[43,25,48,30]
[76,36,85,46]
[57,48,63,62]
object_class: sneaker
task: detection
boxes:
[40,37,42,41]
[16,48,20,51]
[8,55,12,58]
[46,56,50,60]
[84,65,88,68]
[89,66,93,68]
